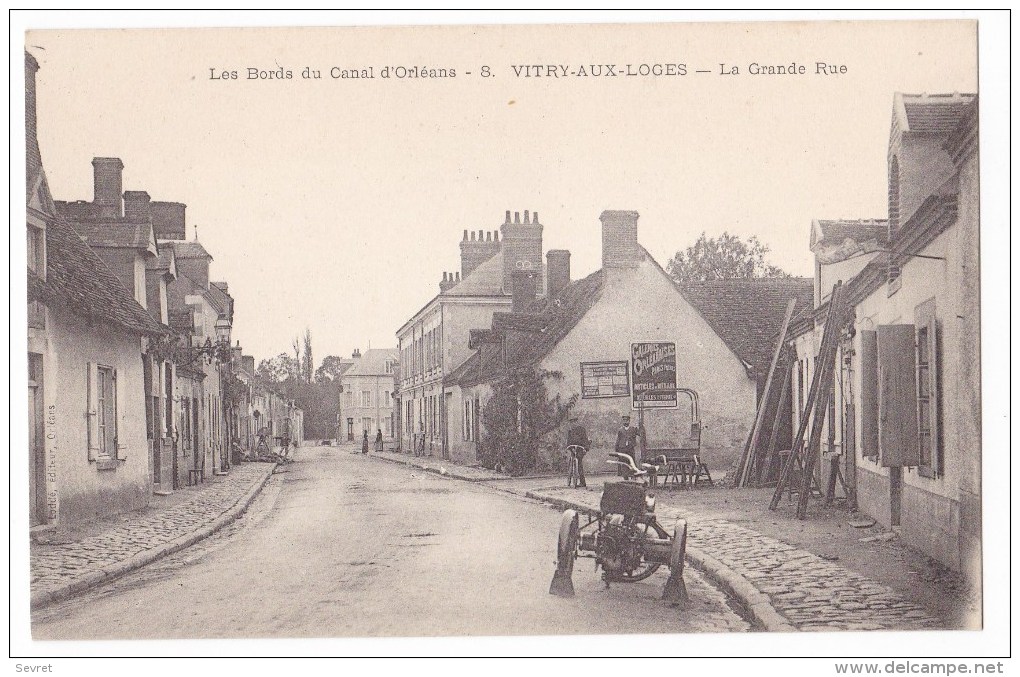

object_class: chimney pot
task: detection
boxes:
[505,210,511,223]
[514,211,520,224]
[478,229,484,240]
[494,231,499,241]
[470,231,476,241]
[524,210,530,224]
[463,229,468,241]
[486,231,492,242]
[456,272,461,281]
[533,212,539,223]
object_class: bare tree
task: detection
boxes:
[291,336,301,381]
[302,327,313,383]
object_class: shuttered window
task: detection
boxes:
[915,299,942,478]
[878,325,918,467]
[859,330,879,460]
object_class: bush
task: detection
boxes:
[478,368,576,475]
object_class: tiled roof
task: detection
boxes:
[811,218,889,250]
[203,279,233,317]
[944,96,978,163]
[146,245,177,276]
[69,221,157,254]
[447,269,604,386]
[900,93,977,134]
[170,240,213,260]
[678,277,814,376]
[29,217,167,335]
[343,348,399,377]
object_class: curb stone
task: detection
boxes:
[30,463,276,610]
[523,489,797,633]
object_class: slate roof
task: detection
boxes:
[343,348,399,378]
[171,240,213,260]
[146,245,177,277]
[446,269,604,386]
[28,217,168,335]
[811,219,889,250]
[70,221,157,254]
[678,277,814,377]
[444,249,505,296]
[899,93,977,134]
[203,279,233,318]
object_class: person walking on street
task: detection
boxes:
[565,415,590,488]
[362,429,369,454]
[615,414,640,476]
[374,428,384,453]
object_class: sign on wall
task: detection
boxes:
[580,361,630,399]
[631,342,677,409]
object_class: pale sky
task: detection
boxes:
[26,19,978,365]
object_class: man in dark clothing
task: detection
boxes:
[565,415,590,488]
[615,414,640,476]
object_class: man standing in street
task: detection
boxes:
[615,414,640,475]
[565,415,589,488]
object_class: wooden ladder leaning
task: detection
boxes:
[769,281,851,519]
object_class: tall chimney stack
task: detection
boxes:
[546,249,571,298]
[601,210,640,269]
[510,270,538,312]
[92,157,124,218]
[123,190,151,220]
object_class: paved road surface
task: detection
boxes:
[32,447,749,639]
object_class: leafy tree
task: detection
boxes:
[256,353,297,383]
[315,355,352,384]
[666,232,791,286]
[478,368,576,475]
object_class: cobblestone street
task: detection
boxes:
[30,463,274,603]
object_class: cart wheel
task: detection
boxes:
[549,510,579,597]
[612,519,668,583]
[669,519,688,576]
[662,519,689,605]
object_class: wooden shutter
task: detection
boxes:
[859,330,879,459]
[86,362,97,461]
[915,300,941,478]
[111,368,120,458]
[879,324,919,467]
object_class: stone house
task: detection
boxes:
[338,348,399,443]
[395,210,543,457]
[787,92,979,583]
[26,52,168,527]
[445,210,809,473]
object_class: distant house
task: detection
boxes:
[26,52,168,527]
[445,210,809,473]
[338,348,399,442]
[395,210,542,457]
[788,92,979,579]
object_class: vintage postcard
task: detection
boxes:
[14,12,1009,664]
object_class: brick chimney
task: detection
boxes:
[511,270,539,312]
[242,354,256,375]
[439,271,461,293]
[92,157,124,218]
[546,249,571,298]
[601,210,640,269]
[460,227,501,278]
[124,190,151,220]
[352,348,361,359]
[500,209,544,292]
[151,201,187,240]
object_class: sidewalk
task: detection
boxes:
[30,461,276,609]
[364,450,977,632]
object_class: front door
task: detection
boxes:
[28,353,46,526]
